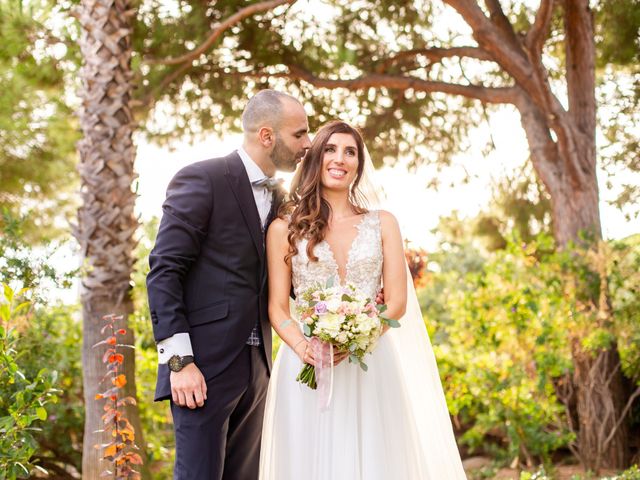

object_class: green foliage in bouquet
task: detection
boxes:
[0,285,60,479]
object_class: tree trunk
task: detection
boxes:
[546,145,602,248]
[75,0,149,477]
[572,339,630,469]
[518,91,630,470]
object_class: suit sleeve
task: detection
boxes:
[146,162,213,344]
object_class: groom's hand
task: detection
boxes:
[170,363,207,409]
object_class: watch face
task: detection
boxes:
[168,355,183,372]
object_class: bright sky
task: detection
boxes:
[38,0,637,307]
[135,103,636,250]
[133,0,637,250]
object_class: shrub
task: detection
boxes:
[421,232,640,466]
[0,285,60,479]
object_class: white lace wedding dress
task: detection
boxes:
[259,211,467,479]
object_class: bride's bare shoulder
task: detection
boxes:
[376,210,400,232]
[267,217,289,238]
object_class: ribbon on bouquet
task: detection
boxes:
[310,337,334,411]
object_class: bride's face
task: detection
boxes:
[320,133,359,192]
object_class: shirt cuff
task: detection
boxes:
[157,333,193,364]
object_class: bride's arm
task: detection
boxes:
[380,210,407,325]
[266,218,314,364]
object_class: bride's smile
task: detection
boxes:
[321,132,359,189]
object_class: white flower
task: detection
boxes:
[316,312,343,337]
[355,334,370,350]
[325,297,342,313]
[335,332,349,344]
[355,313,377,334]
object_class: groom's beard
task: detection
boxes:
[271,136,304,172]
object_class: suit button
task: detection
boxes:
[152,317,158,324]
[159,348,164,354]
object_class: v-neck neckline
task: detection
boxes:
[321,212,369,285]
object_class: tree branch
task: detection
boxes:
[484,0,524,50]
[32,457,78,479]
[375,46,495,73]
[525,0,555,55]
[145,0,296,66]
[283,65,519,104]
[443,1,533,79]
[444,0,567,120]
[564,0,596,138]
[602,385,640,451]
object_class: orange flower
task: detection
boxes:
[108,353,124,364]
[113,374,127,388]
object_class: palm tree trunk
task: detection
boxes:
[75,0,148,477]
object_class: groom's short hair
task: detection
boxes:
[242,90,300,133]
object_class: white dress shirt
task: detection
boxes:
[237,146,274,227]
[156,147,273,363]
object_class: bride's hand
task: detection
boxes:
[333,350,349,366]
[294,339,316,366]
[294,339,347,366]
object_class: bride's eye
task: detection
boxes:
[324,146,335,153]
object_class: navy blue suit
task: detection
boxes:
[147,152,282,479]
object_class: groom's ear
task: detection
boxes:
[258,126,274,148]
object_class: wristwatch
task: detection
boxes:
[167,355,195,372]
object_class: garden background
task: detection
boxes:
[1,0,639,478]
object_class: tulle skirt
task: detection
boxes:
[259,329,468,479]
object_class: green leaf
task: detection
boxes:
[16,287,30,298]
[0,303,9,322]
[15,462,30,475]
[303,324,311,336]
[376,304,387,313]
[13,301,31,315]
[36,407,47,421]
[385,318,401,328]
[3,283,14,304]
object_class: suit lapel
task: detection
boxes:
[224,153,264,260]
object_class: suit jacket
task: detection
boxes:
[146,152,284,401]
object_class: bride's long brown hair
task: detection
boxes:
[281,121,368,263]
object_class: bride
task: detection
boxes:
[260,120,467,479]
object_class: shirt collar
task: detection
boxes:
[237,146,268,183]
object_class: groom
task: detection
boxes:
[146,89,310,479]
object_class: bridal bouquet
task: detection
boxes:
[294,277,399,390]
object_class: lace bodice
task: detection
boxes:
[291,211,382,300]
